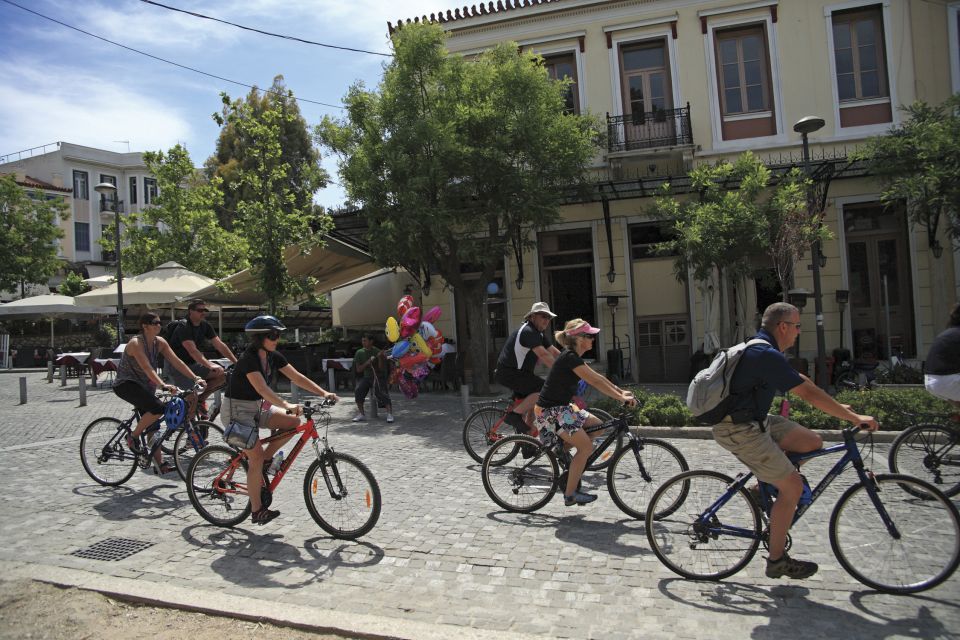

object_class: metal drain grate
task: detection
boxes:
[71,537,155,561]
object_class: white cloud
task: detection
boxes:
[0,64,192,157]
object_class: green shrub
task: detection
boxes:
[779,387,953,431]
[874,363,924,384]
[591,387,692,427]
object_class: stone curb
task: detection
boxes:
[0,561,543,640]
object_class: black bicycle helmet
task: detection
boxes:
[244,315,287,333]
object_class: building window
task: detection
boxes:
[630,222,677,260]
[144,177,158,204]
[99,174,117,210]
[543,53,579,114]
[72,170,88,200]
[832,7,887,102]
[715,25,771,116]
[129,176,138,205]
[74,221,90,252]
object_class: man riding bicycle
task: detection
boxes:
[169,298,238,416]
[494,302,562,434]
[712,302,878,580]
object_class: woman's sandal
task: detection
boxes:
[251,507,280,525]
[155,461,176,475]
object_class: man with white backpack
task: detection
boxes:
[693,302,878,581]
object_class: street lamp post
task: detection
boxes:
[93,182,124,345]
[793,116,826,389]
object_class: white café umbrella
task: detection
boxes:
[75,261,215,307]
[0,294,115,347]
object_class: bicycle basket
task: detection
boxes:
[224,419,258,450]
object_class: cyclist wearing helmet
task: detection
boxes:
[113,311,206,474]
[222,315,339,525]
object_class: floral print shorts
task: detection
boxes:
[533,404,589,436]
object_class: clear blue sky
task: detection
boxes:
[0,0,444,208]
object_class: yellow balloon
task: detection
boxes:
[385,316,400,343]
[410,331,430,356]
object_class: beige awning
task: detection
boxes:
[75,261,215,307]
[186,236,378,306]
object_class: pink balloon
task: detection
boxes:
[423,305,442,324]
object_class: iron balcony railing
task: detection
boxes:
[607,103,693,153]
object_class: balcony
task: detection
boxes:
[607,104,693,153]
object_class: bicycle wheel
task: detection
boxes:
[585,408,622,472]
[481,435,558,513]
[80,417,138,486]
[186,445,250,527]
[173,421,225,483]
[607,438,689,520]
[304,453,381,539]
[888,424,960,498]
[646,470,762,581]
[463,406,514,464]
[829,473,960,593]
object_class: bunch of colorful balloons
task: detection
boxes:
[384,295,444,398]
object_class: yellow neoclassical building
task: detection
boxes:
[383,0,959,383]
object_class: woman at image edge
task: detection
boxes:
[223,315,339,525]
[534,318,636,506]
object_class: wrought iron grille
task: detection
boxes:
[71,537,155,562]
[607,104,693,152]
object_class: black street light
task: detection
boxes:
[793,115,826,388]
[93,181,124,345]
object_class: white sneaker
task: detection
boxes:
[351,414,367,422]
[386,413,394,423]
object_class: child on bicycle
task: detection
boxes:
[221,315,339,525]
[533,318,636,506]
[113,311,206,474]
[925,302,960,414]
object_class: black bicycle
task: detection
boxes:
[888,411,960,498]
[80,384,222,485]
[480,410,687,518]
[645,425,960,594]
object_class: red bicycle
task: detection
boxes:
[186,399,381,539]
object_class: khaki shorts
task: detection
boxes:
[220,397,286,437]
[712,414,802,483]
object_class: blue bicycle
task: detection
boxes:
[645,425,960,593]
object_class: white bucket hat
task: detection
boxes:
[525,302,557,319]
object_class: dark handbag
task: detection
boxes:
[224,419,258,450]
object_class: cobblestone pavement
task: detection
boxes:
[1,371,958,639]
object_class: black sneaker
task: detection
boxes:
[503,411,528,434]
[766,553,818,579]
[252,507,280,525]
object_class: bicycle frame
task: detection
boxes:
[699,428,900,540]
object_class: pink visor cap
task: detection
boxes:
[566,322,600,336]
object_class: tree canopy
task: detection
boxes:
[57,271,90,297]
[0,174,68,295]
[316,22,602,390]
[858,94,960,254]
[99,144,247,280]
[215,83,331,314]
[206,75,324,231]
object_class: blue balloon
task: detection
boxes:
[486,282,499,295]
[391,340,411,358]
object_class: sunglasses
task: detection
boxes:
[147,320,162,326]
[265,331,281,341]
[192,308,209,313]
[781,321,802,329]
[581,334,596,340]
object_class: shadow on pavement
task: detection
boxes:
[75,482,182,521]
[655,579,953,639]
[180,524,384,589]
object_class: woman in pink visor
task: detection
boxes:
[533,318,636,506]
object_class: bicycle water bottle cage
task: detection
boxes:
[164,396,187,430]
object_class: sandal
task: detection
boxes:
[155,461,176,475]
[251,507,280,525]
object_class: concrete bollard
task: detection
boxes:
[19,377,27,404]
[461,384,470,420]
[60,365,67,387]
[47,361,54,383]
[78,376,87,407]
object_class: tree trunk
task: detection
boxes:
[461,285,492,395]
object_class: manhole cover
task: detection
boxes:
[71,537,155,561]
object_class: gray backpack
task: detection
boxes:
[686,338,769,425]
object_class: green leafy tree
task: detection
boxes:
[317,23,602,392]
[215,84,331,314]
[206,75,324,231]
[0,174,68,295]
[57,271,90,297]
[99,144,247,280]
[651,152,825,345]
[858,94,960,251]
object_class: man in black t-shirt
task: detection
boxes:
[169,299,237,410]
[494,302,561,432]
